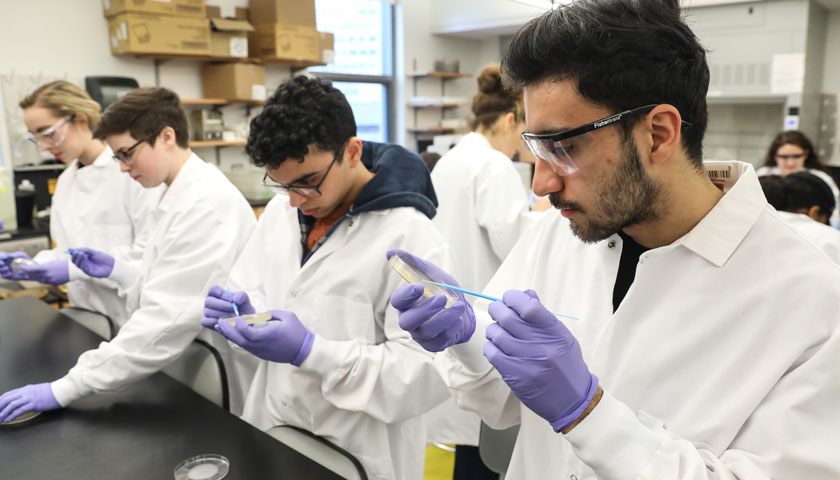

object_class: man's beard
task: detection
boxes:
[550,137,663,243]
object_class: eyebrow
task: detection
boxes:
[527,126,573,136]
[288,172,320,185]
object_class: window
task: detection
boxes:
[312,0,395,143]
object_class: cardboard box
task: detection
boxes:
[210,18,254,58]
[252,24,319,62]
[103,0,206,18]
[248,0,315,27]
[202,63,267,101]
[317,31,334,63]
[108,12,211,55]
[206,5,248,20]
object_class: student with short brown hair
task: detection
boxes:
[0,80,161,327]
[0,87,256,421]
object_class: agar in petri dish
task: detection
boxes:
[0,410,42,427]
[220,312,273,328]
[10,257,37,272]
[173,454,230,480]
[388,251,458,308]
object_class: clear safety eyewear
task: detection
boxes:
[521,104,659,176]
[775,153,806,162]
[112,132,159,166]
[262,146,344,198]
[26,115,72,147]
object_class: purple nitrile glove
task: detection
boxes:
[214,309,315,366]
[70,248,115,278]
[387,248,475,352]
[18,260,69,285]
[0,383,61,423]
[484,289,599,432]
[0,251,33,281]
[201,285,256,328]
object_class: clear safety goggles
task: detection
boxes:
[26,115,72,147]
[521,104,659,176]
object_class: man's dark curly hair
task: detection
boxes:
[246,76,356,168]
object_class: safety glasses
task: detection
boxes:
[262,146,344,198]
[26,115,73,147]
[521,104,658,176]
[112,131,160,166]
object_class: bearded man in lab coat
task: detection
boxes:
[389,0,840,478]
[200,76,453,480]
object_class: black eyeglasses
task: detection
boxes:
[112,132,160,166]
[262,146,345,198]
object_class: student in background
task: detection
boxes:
[760,172,840,263]
[756,130,840,227]
[200,76,452,480]
[0,87,255,422]
[0,81,161,326]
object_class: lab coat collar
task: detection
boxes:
[155,153,202,213]
[90,144,114,168]
[677,161,766,267]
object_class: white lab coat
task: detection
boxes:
[755,165,840,227]
[428,132,540,446]
[33,146,162,326]
[439,161,840,479]
[51,154,256,414]
[234,195,453,480]
[777,210,840,264]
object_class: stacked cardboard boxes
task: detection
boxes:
[248,0,334,64]
[103,0,211,55]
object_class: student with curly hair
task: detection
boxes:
[200,76,455,480]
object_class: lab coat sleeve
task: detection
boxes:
[51,203,254,406]
[297,244,453,424]
[566,330,840,480]
[473,160,540,260]
[32,248,61,263]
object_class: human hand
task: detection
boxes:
[0,383,60,423]
[387,248,475,352]
[18,260,69,285]
[484,289,599,432]
[0,251,33,280]
[214,310,315,366]
[69,248,115,278]
[202,285,256,328]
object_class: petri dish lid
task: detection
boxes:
[173,454,230,480]
[0,410,41,427]
[220,312,273,328]
[10,257,37,272]
[388,251,457,308]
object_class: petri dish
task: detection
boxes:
[0,410,41,427]
[220,312,273,328]
[10,257,37,272]
[388,251,458,308]
[173,454,230,480]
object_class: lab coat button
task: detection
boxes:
[348,219,354,227]
[607,240,616,249]
[570,475,578,480]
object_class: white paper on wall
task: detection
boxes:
[770,53,805,95]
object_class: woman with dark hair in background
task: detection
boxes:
[756,130,840,227]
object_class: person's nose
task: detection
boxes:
[119,161,131,174]
[288,191,307,208]
[532,158,565,197]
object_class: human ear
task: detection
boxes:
[645,105,682,165]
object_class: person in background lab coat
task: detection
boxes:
[389,1,840,478]
[759,172,840,263]
[199,76,452,480]
[0,87,255,422]
[0,81,161,326]
[756,130,840,227]
[427,63,540,478]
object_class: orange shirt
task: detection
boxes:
[305,203,353,254]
